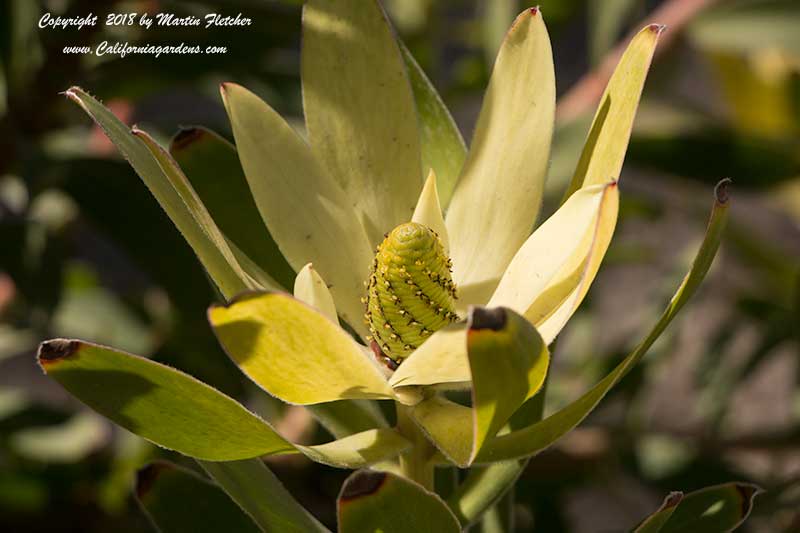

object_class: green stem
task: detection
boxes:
[447,376,551,527]
[395,402,435,490]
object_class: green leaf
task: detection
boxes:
[300,429,411,469]
[338,470,460,533]
[411,396,472,465]
[132,128,261,292]
[169,126,295,290]
[446,459,526,527]
[635,483,761,533]
[476,180,730,462]
[402,307,549,467]
[135,461,261,533]
[220,82,372,337]
[38,338,292,461]
[209,292,396,405]
[633,492,683,533]
[487,181,617,343]
[302,0,423,245]
[446,8,556,309]
[476,491,514,533]
[37,338,408,466]
[399,43,466,209]
[467,308,549,461]
[64,87,253,300]
[199,459,330,533]
[563,24,662,198]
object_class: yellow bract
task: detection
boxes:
[209,293,396,404]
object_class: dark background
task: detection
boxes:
[0,0,798,531]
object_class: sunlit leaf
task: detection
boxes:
[467,308,549,461]
[446,8,556,309]
[303,0,423,245]
[487,182,616,342]
[293,263,338,323]
[38,338,292,461]
[209,292,396,404]
[221,82,372,337]
[389,325,469,389]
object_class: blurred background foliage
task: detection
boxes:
[0,0,797,531]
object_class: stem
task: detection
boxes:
[447,375,551,527]
[395,402,435,490]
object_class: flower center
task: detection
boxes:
[364,222,459,364]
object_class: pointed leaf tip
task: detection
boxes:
[170,127,206,152]
[214,289,265,309]
[38,339,80,365]
[649,23,667,34]
[135,461,174,499]
[445,7,555,304]
[338,471,460,533]
[715,178,732,204]
[339,471,388,502]
[664,491,684,508]
[530,6,539,15]
[63,86,83,102]
[468,307,507,331]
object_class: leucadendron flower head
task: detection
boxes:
[202,4,649,435]
[38,2,737,529]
